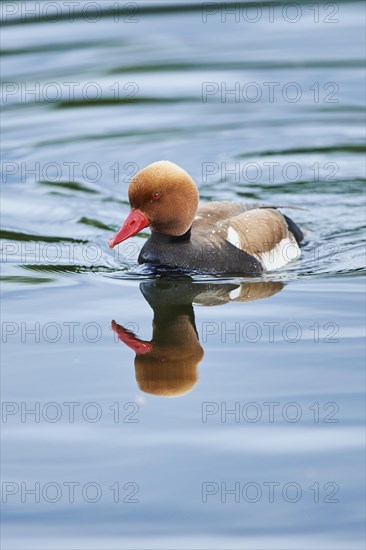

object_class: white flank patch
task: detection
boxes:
[229,287,241,300]
[256,236,301,271]
[227,226,241,248]
[225,226,301,271]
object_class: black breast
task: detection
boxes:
[138,230,262,275]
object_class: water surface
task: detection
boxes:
[1,1,365,549]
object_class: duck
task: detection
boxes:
[108,160,304,274]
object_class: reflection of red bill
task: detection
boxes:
[108,209,149,248]
[111,320,153,355]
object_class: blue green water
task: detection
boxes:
[1,1,365,549]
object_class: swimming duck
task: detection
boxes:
[108,161,303,274]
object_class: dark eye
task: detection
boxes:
[152,192,161,200]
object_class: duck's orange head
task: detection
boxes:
[108,161,199,248]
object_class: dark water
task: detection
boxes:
[1,1,365,549]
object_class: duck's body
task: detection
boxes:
[109,161,304,275]
[139,201,303,274]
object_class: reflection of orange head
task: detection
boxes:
[135,351,203,397]
[135,315,203,397]
[113,313,204,398]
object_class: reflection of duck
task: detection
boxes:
[109,161,303,274]
[112,280,283,398]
